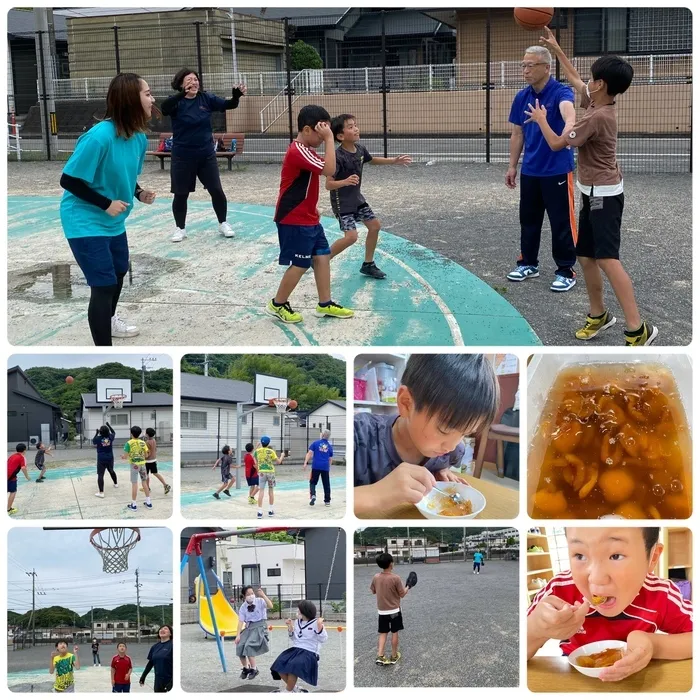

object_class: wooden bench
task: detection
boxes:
[146,132,245,171]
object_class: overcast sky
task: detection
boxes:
[7,528,173,615]
[9,355,172,371]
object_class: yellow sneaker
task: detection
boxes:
[8,507,18,515]
[574,311,616,341]
[388,652,401,664]
[375,655,390,666]
[314,301,354,319]
[624,321,659,346]
[265,299,303,324]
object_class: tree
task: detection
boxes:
[290,40,323,70]
[506,536,516,547]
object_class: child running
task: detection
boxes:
[235,586,274,681]
[526,27,658,346]
[266,105,354,324]
[327,114,411,279]
[58,72,157,345]
[303,429,333,507]
[93,422,118,498]
[144,428,171,495]
[354,354,499,518]
[270,600,328,693]
[50,640,81,693]
[244,442,260,505]
[371,553,411,666]
[111,642,133,693]
[34,441,52,482]
[254,436,285,519]
[7,443,29,515]
[123,425,152,511]
[212,445,235,500]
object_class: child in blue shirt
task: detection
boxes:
[303,429,334,507]
[92,421,118,497]
[59,72,157,346]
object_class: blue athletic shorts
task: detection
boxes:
[276,223,331,269]
[68,232,129,287]
[7,479,18,493]
[246,476,260,487]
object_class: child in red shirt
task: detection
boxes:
[7,443,30,516]
[111,642,133,693]
[267,104,354,324]
[244,442,259,505]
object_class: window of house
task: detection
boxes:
[242,564,260,586]
[548,527,570,575]
[267,568,281,577]
[573,8,627,55]
[181,410,207,430]
[109,413,129,425]
[273,416,280,426]
[150,411,156,420]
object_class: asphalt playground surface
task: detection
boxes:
[7,448,174,520]
[180,464,346,520]
[7,162,690,346]
[180,623,346,692]
[7,641,154,693]
[354,560,519,687]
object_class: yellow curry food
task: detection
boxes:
[428,490,474,517]
[575,648,624,668]
[529,363,691,519]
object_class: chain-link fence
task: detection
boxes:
[8,8,691,172]
[77,408,173,447]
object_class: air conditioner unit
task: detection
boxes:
[29,435,39,447]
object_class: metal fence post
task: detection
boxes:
[113,25,120,74]
[194,22,204,88]
[485,10,492,164]
[36,30,51,161]
[285,18,294,143]
[217,408,221,457]
[380,10,388,157]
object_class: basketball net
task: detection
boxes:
[272,398,290,414]
[90,528,141,574]
[109,394,126,410]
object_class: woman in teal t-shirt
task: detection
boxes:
[59,73,157,345]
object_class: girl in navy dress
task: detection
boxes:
[271,600,328,693]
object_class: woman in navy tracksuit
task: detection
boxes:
[161,68,245,243]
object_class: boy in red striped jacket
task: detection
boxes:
[527,527,692,681]
[267,105,354,325]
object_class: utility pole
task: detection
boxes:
[90,607,93,638]
[141,357,157,392]
[204,354,209,377]
[135,569,142,643]
[463,527,467,562]
[26,569,37,647]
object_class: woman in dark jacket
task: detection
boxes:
[140,624,173,692]
[161,68,246,243]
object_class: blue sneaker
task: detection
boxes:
[144,501,153,509]
[127,504,137,511]
[550,274,576,292]
[507,265,539,282]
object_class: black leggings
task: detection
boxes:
[172,189,227,229]
[309,469,331,502]
[88,271,125,346]
[97,461,117,492]
[154,677,173,693]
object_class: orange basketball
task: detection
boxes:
[337,626,343,632]
[288,399,298,410]
[514,7,554,31]
[66,376,74,384]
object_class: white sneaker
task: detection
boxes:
[219,221,235,238]
[111,315,139,338]
[114,483,118,488]
[170,227,187,242]
[95,492,105,499]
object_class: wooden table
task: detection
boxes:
[377,474,519,519]
[528,656,692,692]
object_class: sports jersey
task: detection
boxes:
[111,654,133,685]
[123,438,149,466]
[53,652,76,691]
[308,439,333,472]
[254,447,278,474]
[244,453,257,479]
[509,77,575,177]
[330,144,373,216]
[527,571,693,655]
[274,141,325,225]
[7,453,26,481]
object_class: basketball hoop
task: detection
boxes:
[271,398,290,414]
[89,528,141,574]
[109,394,127,410]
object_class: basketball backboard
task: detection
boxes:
[254,373,288,404]
[96,378,133,404]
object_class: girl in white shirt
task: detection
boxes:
[270,600,328,692]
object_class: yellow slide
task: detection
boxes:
[195,574,239,638]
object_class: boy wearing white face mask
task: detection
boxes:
[235,586,273,680]
[525,26,658,347]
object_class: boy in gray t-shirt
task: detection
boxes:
[326,114,411,279]
[34,442,52,483]
[354,354,500,518]
[212,445,235,499]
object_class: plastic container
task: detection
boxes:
[374,363,397,402]
[353,378,367,401]
[527,354,692,518]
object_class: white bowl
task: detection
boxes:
[416,482,486,520]
[568,640,627,678]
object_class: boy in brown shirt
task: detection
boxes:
[524,26,658,347]
[370,552,412,666]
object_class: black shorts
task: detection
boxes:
[378,612,404,634]
[576,192,624,260]
[276,223,331,269]
[170,151,222,194]
[146,462,158,474]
